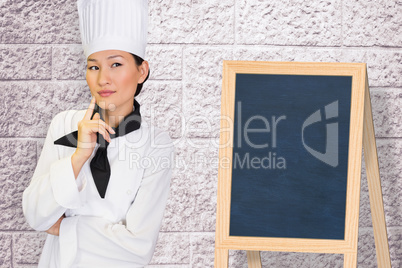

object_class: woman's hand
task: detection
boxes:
[76,97,115,159]
[46,215,65,236]
[71,97,115,178]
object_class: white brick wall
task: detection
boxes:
[1,0,401,267]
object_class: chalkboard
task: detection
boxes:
[229,74,352,240]
[214,61,391,268]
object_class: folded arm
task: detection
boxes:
[22,112,86,231]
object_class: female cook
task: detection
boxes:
[22,0,174,267]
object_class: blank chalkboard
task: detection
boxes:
[229,74,352,240]
[214,61,391,268]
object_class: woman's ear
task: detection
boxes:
[138,60,149,84]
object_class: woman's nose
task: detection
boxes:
[97,68,111,86]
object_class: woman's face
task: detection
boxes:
[86,49,148,114]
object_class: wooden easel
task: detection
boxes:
[244,74,391,267]
[214,62,391,268]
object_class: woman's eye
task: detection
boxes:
[88,66,99,70]
[112,63,122,68]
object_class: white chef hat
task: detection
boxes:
[77,0,148,59]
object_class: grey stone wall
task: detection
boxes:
[0,0,401,267]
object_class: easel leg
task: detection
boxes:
[363,74,391,268]
[214,248,229,268]
[247,251,262,268]
[344,253,357,267]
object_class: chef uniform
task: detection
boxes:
[22,0,174,267]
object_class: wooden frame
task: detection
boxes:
[214,61,390,267]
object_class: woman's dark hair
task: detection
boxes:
[131,53,150,97]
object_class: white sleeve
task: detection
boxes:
[22,112,87,231]
[60,131,174,267]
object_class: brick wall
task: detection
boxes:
[1,0,401,267]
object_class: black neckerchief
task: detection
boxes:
[54,99,142,198]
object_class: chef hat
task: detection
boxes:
[77,0,148,59]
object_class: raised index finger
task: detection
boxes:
[83,97,96,120]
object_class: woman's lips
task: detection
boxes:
[98,90,115,97]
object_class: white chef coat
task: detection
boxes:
[22,108,174,268]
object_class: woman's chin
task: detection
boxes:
[96,99,117,111]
